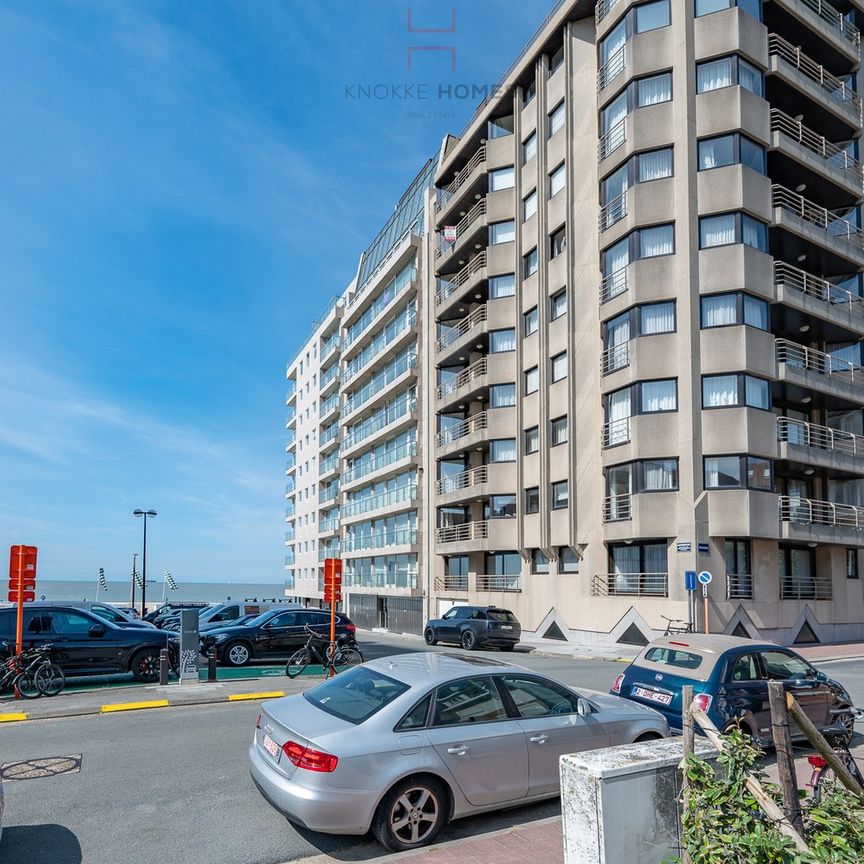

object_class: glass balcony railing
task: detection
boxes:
[319,453,340,475]
[345,266,417,348]
[320,423,340,447]
[343,395,417,450]
[320,364,340,391]
[343,440,418,484]
[319,482,339,504]
[342,484,417,518]
[344,305,417,383]
[344,354,417,416]
[343,528,418,553]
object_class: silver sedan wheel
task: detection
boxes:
[389,786,440,846]
[228,643,250,666]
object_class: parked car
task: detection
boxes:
[199,613,258,633]
[424,606,520,651]
[32,601,156,629]
[611,634,856,745]
[148,602,209,627]
[0,605,173,682]
[248,652,668,851]
[161,601,294,632]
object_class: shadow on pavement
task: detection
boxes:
[0,824,82,864]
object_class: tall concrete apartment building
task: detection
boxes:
[288,0,864,647]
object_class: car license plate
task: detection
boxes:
[632,685,672,706]
[500,625,512,630]
[262,734,279,760]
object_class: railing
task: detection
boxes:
[319,516,340,534]
[599,189,628,231]
[778,416,864,458]
[597,45,625,93]
[317,544,341,563]
[602,340,630,375]
[598,118,626,161]
[284,529,295,543]
[596,0,621,25]
[285,500,295,516]
[284,552,295,566]
[321,334,341,361]
[436,198,487,259]
[342,440,418,484]
[344,267,417,344]
[320,364,340,391]
[342,528,418,553]
[779,495,864,531]
[792,0,860,47]
[320,423,340,447]
[772,184,864,250]
[342,483,417,518]
[285,454,296,472]
[436,464,488,495]
[436,358,487,400]
[434,575,468,591]
[602,417,631,448]
[599,266,628,304]
[343,354,417,417]
[437,144,486,210]
[776,338,864,384]
[436,411,488,447]
[343,396,417,450]
[319,393,340,418]
[768,34,860,111]
[602,493,632,522]
[319,453,339,475]
[770,109,864,185]
[319,484,339,504]
[592,572,668,597]
[436,252,487,306]
[774,261,863,316]
[436,305,488,352]
[780,571,833,601]
[435,521,488,543]
[344,304,417,383]
[726,572,753,601]
[477,574,521,592]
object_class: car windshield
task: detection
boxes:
[486,610,517,623]
[303,666,410,725]
[243,610,277,628]
[198,606,219,619]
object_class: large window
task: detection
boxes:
[702,373,770,409]
[549,163,566,197]
[601,148,673,211]
[486,495,517,518]
[704,455,772,490]
[490,273,516,299]
[602,224,675,281]
[549,101,566,136]
[697,55,764,97]
[523,247,539,278]
[489,439,517,462]
[779,546,825,600]
[606,379,678,419]
[486,552,522,576]
[489,328,516,353]
[636,0,671,30]
[609,541,668,594]
[489,383,516,408]
[696,0,761,20]
[559,548,580,573]
[488,114,514,139]
[533,549,550,574]
[600,72,672,134]
[698,133,766,174]
[489,220,515,245]
[489,166,515,191]
[699,212,768,251]
[603,302,676,361]
[701,293,769,330]
[607,459,679,494]
[726,539,752,599]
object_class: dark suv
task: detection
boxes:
[0,605,172,682]
[424,606,521,651]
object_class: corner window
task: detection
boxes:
[549,163,566,197]
[523,190,537,221]
[490,220,515,245]
[699,212,768,252]
[551,351,568,382]
[698,133,766,174]
[696,55,764,98]
[489,439,517,462]
[549,101,566,136]
[551,480,569,509]
[606,379,678,416]
[525,366,539,394]
[523,247,539,278]
[636,0,671,31]
[489,383,516,408]
[551,289,567,320]
[704,455,772,490]
[488,114,514,139]
[524,306,539,336]
[523,79,536,105]
[489,166,515,191]
[551,416,568,445]
[525,425,539,454]
[702,373,770,409]
[523,131,537,164]
[487,495,517,518]
[550,226,567,259]
[533,549,550,573]
[549,44,565,76]
[490,273,516,299]
[637,72,672,107]
[696,0,761,21]
[489,328,516,353]
[639,224,674,257]
[525,487,540,514]
[559,547,580,573]
[701,292,769,330]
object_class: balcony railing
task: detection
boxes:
[318,544,341,562]
[774,261,863,316]
[477,574,521,592]
[344,304,417,383]
[436,198,487,259]
[437,305,488,352]
[319,484,339,504]
[592,572,668,597]
[434,575,468,591]
[602,341,630,375]
[436,144,486,210]
[772,184,864,251]
[602,417,631,449]
[792,0,860,47]
[436,252,487,306]
[344,267,417,343]
[436,464,488,495]
[436,358,487,400]
[436,411,488,447]
[727,573,753,600]
[343,528,418,553]
[596,0,621,25]
[320,365,340,391]
[435,520,488,543]
[344,354,417,417]
[343,396,417,450]
[768,34,860,112]
[599,266,628,304]
[602,493,632,522]
[319,516,340,534]
[598,118,626,162]
[320,334,341,361]
[778,416,864,458]
[319,453,339,475]
[780,571,832,601]
[320,423,340,447]
[776,338,864,384]
[599,189,628,231]
[342,440,417,484]
[319,393,340,419]
[342,483,417,518]
[597,45,626,93]
[779,495,864,531]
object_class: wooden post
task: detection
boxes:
[786,693,864,801]
[768,682,804,835]
[680,685,694,864]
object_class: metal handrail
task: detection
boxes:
[435,521,489,543]
[437,144,487,209]
[598,118,626,162]
[602,417,630,448]
[436,198,487,259]
[774,261,863,315]
[599,266,629,304]
[792,0,860,46]
[342,440,418,484]
[772,184,864,249]
[602,493,632,522]
[779,494,864,530]
[597,45,626,93]
[776,338,864,383]
[341,484,417,518]
[476,574,522,592]
[436,252,487,306]
[436,411,488,447]
[778,416,864,457]
[436,305,488,352]
[596,0,622,25]
[599,189,628,231]
[343,354,417,417]
[434,575,469,591]
[435,464,488,495]
[591,572,668,597]
[436,358,488,400]
[780,572,832,600]
[602,340,630,375]
[726,573,753,600]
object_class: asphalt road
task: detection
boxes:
[1,633,862,864]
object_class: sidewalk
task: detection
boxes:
[794,641,864,663]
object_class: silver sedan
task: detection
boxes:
[248,652,668,851]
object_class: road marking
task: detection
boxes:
[0,712,28,723]
[227,691,285,702]
[101,699,170,713]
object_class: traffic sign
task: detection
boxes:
[697,570,713,586]
[684,570,697,592]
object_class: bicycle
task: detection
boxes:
[286,625,364,679]
[29,643,66,697]
[0,643,48,699]
[808,708,864,804]
[661,615,694,635]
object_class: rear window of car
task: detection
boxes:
[643,647,703,671]
[486,610,517,623]
[303,666,409,725]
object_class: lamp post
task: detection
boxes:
[133,509,157,617]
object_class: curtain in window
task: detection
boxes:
[490,384,516,407]
[705,456,740,487]
[703,375,738,406]
[602,91,628,133]
[491,439,517,462]
[639,225,674,257]
[702,294,737,326]
[642,544,668,585]
[698,135,733,170]
[638,73,671,106]
[490,273,515,298]
[644,459,677,490]
[606,314,630,371]
[641,301,675,334]
[606,388,631,445]
[697,57,733,93]
[639,148,672,181]
[738,60,763,96]
[745,375,769,408]
[490,221,515,244]
[741,216,765,250]
[743,295,768,329]
[612,544,640,593]
[740,138,765,173]
[828,478,864,507]
[604,237,629,276]
[600,20,626,63]
[490,329,516,353]
[700,214,735,248]
[642,379,676,411]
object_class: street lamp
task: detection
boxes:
[133,509,157,617]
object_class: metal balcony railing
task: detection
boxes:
[592,572,668,597]
[792,0,860,47]
[436,358,487,400]
[436,252,487,306]
[435,521,488,543]
[436,464,488,495]
[599,266,628,304]
[774,261,864,316]
[602,493,632,522]
[768,34,860,112]
[602,341,630,375]
[436,305,488,352]
[342,440,417,484]
[343,528,418,553]
[342,484,417,519]
[597,45,626,93]
[434,575,468,591]
[727,573,753,600]
[779,495,864,531]
[595,0,621,25]
[344,354,417,417]
[344,305,416,383]
[343,396,417,450]
[602,417,631,449]
[778,416,864,458]
[477,574,521,592]
[436,412,488,447]
[780,571,832,600]
[598,118,626,162]
[599,189,628,231]
[436,198,487,259]
[436,144,486,211]
[776,338,864,384]
[772,184,864,251]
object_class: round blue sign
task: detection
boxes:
[697,570,713,585]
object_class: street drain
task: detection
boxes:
[1,755,82,781]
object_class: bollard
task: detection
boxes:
[159,648,169,686]
[207,649,217,682]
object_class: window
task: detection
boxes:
[523,247,538,278]
[489,383,516,408]
[525,366,539,394]
[702,373,770,409]
[636,0,671,31]
[642,459,678,491]
[490,273,516,299]
[645,647,703,670]
[639,224,674,257]
[550,226,567,259]
[523,79,536,105]
[533,549,550,573]
[559,548,580,573]
[304,667,409,725]
[487,495,517,518]
[490,220,515,245]
[847,549,859,579]
[525,426,539,454]
[551,289,567,320]
[698,133,766,173]
[609,541,668,594]
[637,72,672,106]
[549,101,566,136]
[523,131,537,163]
[396,694,432,731]
[432,676,508,726]
[523,190,537,221]
[549,44,565,75]
[696,0,761,20]
[779,546,824,600]
[641,378,677,412]
[699,212,768,251]
[726,539,752,599]
[486,551,522,576]
[697,55,763,97]
[601,149,673,213]
[489,166,515,191]
[524,307,539,336]
[551,416,568,445]
[502,675,580,718]
[489,328,516,353]
[51,611,96,635]
[490,439,517,462]
[552,480,569,509]
[704,455,772,490]
[549,163,566,197]
[759,650,812,681]
[551,351,568,382]
[488,114,514,139]
[701,292,769,330]
[525,487,540,514]
[446,555,469,576]
[608,459,679,494]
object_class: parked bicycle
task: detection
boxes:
[661,615,694,636]
[808,707,864,803]
[286,625,363,679]
[0,642,65,698]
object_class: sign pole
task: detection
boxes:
[323,558,342,678]
[15,551,24,656]
[703,586,709,634]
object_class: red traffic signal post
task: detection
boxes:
[323,558,342,677]
[9,545,37,656]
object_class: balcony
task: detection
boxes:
[780,570,832,601]
[436,143,486,216]
[598,118,626,162]
[320,422,340,449]
[435,198,487,263]
[319,483,339,505]
[320,364,340,397]
[602,494,632,523]
[774,0,860,56]
[436,252,487,313]
[343,268,417,354]
[595,0,622,27]
[591,572,668,597]
[779,495,864,546]
[436,305,488,355]
[436,411,488,448]
[778,416,864,472]
[319,393,340,423]
[726,572,753,601]
[318,544,341,563]
[320,334,341,364]
[436,465,488,495]
[436,358,487,402]
[343,354,417,420]
[342,527,418,555]
[318,452,340,481]
[341,483,417,521]
[599,189,627,232]
[597,45,625,95]
[599,266,628,305]
[434,575,468,592]
[602,341,630,376]
[602,417,631,449]
[342,396,417,456]
[476,574,521,592]
[342,440,418,487]
[319,516,340,535]
[343,304,417,384]
[774,262,864,331]
[775,338,864,401]
[435,521,488,544]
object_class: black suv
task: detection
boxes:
[0,605,173,681]
[424,606,521,651]
[201,607,357,667]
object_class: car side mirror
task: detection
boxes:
[89,623,106,637]
[577,698,592,717]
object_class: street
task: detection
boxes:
[1,633,863,864]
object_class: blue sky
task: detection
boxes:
[0,0,552,585]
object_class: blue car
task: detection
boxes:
[611,634,855,746]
